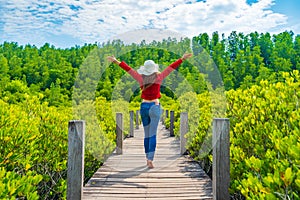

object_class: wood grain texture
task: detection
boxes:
[67,120,85,200]
[212,118,230,200]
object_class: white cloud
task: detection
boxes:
[0,0,295,47]
[159,0,287,38]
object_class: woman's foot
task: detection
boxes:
[147,160,154,169]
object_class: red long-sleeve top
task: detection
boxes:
[119,59,183,100]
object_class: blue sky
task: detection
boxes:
[1,0,299,48]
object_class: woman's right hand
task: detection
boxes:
[107,55,121,65]
[107,55,116,62]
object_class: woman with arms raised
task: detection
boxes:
[107,53,192,168]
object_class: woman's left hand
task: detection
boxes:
[182,53,193,61]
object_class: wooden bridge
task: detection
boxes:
[67,112,230,200]
[83,122,213,199]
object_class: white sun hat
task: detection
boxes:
[137,60,159,75]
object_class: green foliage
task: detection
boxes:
[72,97,132,183]
[1,31,300,106]
[162,71,299,199]
[0,168,42,199]
[111,99,130,137]
[178,92,201,139]
[0,95,71,198]
[0,95,111,199]
[227,70,300,199]
[2,80,31,104]
[1,30,300,199]
[160,94,179,129]
[73,99,114,163]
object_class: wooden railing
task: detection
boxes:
[67,111,230,200]
[67,120,85,200]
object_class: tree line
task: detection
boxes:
[0,30,299,106]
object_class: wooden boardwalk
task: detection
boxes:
[83,122,213,200]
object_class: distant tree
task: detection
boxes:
[293,35,300,70]
[0,54,10,97]
[270,31,294,72]
[258,32,273,66]
[227,31,239,60]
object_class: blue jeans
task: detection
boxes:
[140,102,162,161]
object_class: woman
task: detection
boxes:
[107,53,192,168]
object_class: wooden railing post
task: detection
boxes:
[67,120,85,200]
[135,110,139,129]
[180,112,188,155]
[116,113,123,155]
[166,110,169,118]
[161,109,164,124]
[170,111,174,137]
[213,118,230,200]
[129,111,134,137]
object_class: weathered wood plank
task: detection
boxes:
[92,172,207,178]
[86,178,209,184]
[83,122,212,199]
[84,197,211,200]
[83,193,213,198]
[85,183,212,189]
[84,196,212,200]
[84,198,211,200]
[84,193,213,199]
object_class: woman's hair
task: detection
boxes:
[142,72,159,90]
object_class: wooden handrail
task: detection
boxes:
[67,113,230,200]
[180,112,188,155]
[129,111,134,137]
[67,120,85,200]
[116,113,123,155]
[170,111,175,137]
[135,110,139,129]
[213,118,230,200]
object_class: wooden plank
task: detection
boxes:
[83,198,212,200]
[83,193,213,198]
[92,171,207,178]
[83,197,212,200]
[84,193,213,198]
[84,186,212,191]
[84,196,212,200]
[85,183,212,189]
[87,179,210,184]
[84,194,212,197]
